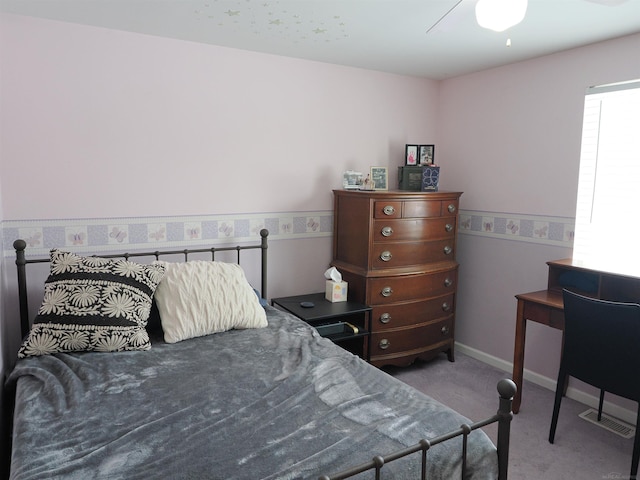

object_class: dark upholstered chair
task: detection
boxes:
[549,289,640,480]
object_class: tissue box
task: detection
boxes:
[325,280,348,303]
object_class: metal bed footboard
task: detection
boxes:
[318,378,517,480]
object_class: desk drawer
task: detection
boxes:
[523,301,565,329]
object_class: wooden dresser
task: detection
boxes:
[331,189,462,368]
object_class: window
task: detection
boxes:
[572,80,640,276]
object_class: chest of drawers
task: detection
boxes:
[331,189,462,367]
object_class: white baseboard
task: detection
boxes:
[455,342,637,426]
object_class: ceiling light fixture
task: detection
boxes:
[475,0,528,32]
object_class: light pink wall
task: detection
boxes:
[439,33,640,407]
[438,33,640,217]
[3,11,640,416]
[0,13,441,448]
[0,13,438,220]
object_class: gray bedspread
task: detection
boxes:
[7,306,498,480]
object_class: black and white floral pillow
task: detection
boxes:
[18,249,166,358]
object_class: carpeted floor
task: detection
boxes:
[384,352,635,480]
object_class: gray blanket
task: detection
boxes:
[7,306,498,479]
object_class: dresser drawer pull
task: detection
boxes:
[442,302,451,312]
[379,339,391,350]
[445,223,454,232]
[443,245,453,255]
[441,326,450,336]
[444,278,454,288]
[447,204,457,213]
[382,205,396,216]
[379,313,392,324]
[381,226,394,237]
[381,287,393,297]
[380,251,392,262]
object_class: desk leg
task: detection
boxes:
[512,299,527,414]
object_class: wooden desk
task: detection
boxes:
[512,290,564,413]
[512,258,640,414]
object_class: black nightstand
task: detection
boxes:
[271,292,371,360]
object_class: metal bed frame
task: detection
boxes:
[10,227,516,480]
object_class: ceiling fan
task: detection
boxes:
[430,0,630,34]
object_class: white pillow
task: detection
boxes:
[153,261,267,343]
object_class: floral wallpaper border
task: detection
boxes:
[459,210,574,247]
[2,209,575,257]
[2,211,333,256]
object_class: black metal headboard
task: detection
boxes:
[13,229,269,339]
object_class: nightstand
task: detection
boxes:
[271,292,371,360]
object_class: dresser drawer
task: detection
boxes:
[372,240,455,269]
[370,318,454,357]
[374,201,403,219]
[367,268,458,305]
[373,217,456,242]
[402,200,443,218]
[371,294,455,331]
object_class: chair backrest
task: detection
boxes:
[561,289,640,401]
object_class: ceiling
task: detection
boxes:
[2,0,640,79]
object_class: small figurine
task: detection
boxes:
[361,174,373,190]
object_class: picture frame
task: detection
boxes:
[418,144,435,165]
[370,166,388,190]
[405,144,419,166]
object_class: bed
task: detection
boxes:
[6,229,515,480]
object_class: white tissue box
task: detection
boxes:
[325,280,348,303]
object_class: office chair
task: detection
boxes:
[549,289,640,480]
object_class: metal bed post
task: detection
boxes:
[13,239,30,338]
[260,228,268,300]
[497,378,516,480]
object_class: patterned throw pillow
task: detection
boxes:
[18,250,166,358]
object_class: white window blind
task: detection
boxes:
[572,80,640,276]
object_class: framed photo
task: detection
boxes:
[418,144,435,165]
[405,144,419,166]
[370,166,388,190]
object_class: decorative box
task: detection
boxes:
[325,280,348,303]
[398,166,424,191]
[422,165,440,192]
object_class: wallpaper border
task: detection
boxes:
[2,209,575,257]
[2,211,333,256]
[459,210,575,247]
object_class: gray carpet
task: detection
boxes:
[384,352,635,480]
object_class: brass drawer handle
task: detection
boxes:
[445,223,454,232]
[379,339,390,350]
[442,302,451,312]
[381,286,393,297]
[380,250,392,262]
[443,245,453,255]
[448,204,457,213]
[345,322,359,334]
[441,326,450,335]
[383,205,396,216]
[381,226,394,237]
[379,313,391,324]
[444,278,453,288]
